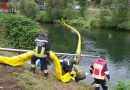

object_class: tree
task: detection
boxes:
[77,0,88,17]
[100,0,113,9]
[19,0,39,19]
[100,0,129,28]
[44,0,76,21]
[111,0,129,27]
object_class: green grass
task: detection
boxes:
[0,51,93,90]
[0,63,93,90]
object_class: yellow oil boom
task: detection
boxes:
[61,18,81,63]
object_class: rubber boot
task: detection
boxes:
[31,67,36,74]
[44,72,48,77]
[40,66,43,71]
[43,69,48,77]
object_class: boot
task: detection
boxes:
[30,67,36,74]
[40,66,43,71]
[44,72,48,77]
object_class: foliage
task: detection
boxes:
[95,0,101,5]
[77,0,88,17]
[68,17,86,26]
[35,0,44,4]
[0,0,8,2]
[100,0,113,9]
[44,0,77,21]
[99,9,113,28]
[0,13,42,49]
[35,11,46,22]
[111,0,129,27]
[98,0,130,30]
[113,80,130,90]
[90,19,101,28]
[19,0,39,19]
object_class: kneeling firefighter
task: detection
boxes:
[30,30,51,77]
[59,57,87,82]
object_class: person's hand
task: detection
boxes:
[106,75,110,81]
[70,72,74,77]
[108,78,110,81]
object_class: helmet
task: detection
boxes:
[73,65,86,80]
[43,30,48,36]
[76,71,86,80]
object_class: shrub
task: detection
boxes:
[113,80,130,90]
[35,11,46,22]
[0,13,42,49]
[19,0,39,19]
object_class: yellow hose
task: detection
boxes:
[0,51,34,66]
[49,51,76,82]
[61,18,81,63]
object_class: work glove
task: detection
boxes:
[75,77,80,82]
[70,72,74,77]
[106,74,110,81]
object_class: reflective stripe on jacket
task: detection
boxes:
[34,34,50,57]
[92,59,106,80]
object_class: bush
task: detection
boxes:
[0,13,42,49]
[90,19,101,28]
[99,9,114,28]
[19,0,39,19]
[35,11,46,22]
[113,80,130,90]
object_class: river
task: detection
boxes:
[43,24,130,85]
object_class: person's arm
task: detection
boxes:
[89,64,93,74]
[104,64,110,80]
[45,41,51,55]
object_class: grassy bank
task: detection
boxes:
[0,64,93,90]
[0,51,93,90]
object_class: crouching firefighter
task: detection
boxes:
[30,30,51,77]
[89,55,110,90]
[59,57,87,82]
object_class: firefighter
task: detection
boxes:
[59,57,86,82]
[89,55,110,90]
[30,30,51,77]
[59,58,76,77]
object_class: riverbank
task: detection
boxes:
[0,51,93,90]
[0,64,93,90]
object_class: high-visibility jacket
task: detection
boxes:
[34,34,51,57]
[2,2,8,10]
[92,59,106,80]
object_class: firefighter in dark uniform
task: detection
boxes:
[59,58,76,76]
[89,55,110,90]
[59,58,86,82]
[31,30,51,77]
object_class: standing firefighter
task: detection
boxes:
[89,55,110,90]
[31,30,51,77]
